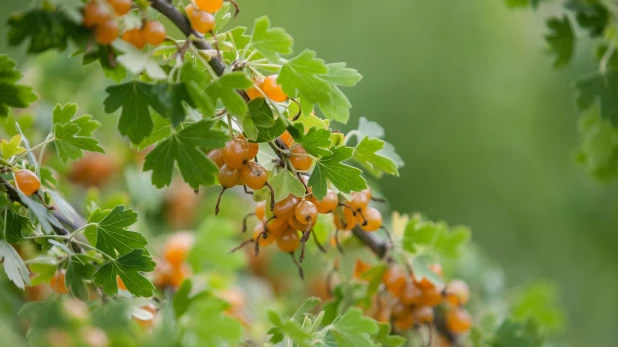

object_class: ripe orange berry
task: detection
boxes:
[223,138,250,169]
[255,201,266,220]
[382,266,407,298]
[68,153,117,187]
[15,169,41,196]
[218,164,241,188]
[421,285,443,307]
[401,283,424,305]
[163,232,194,267]
[414,306,434,325]
[107,0,131,15]
[266,217,288,237]
[446,308,472,334]
[208,149,225,168]
[391,302,411,320]
[253,224,274,247]
[445,279,470,307]
[361,207,382,232]
[240,162,268,190]
[394,314,415,331]
[333,208,356,231]
[195,0,224,13]
[187,5,216,34]
[290,146,312,170]
[95,19,119,45]
[415,263,443,290]
[362,188,372,200]
[247,142,259,160]
[279,131,294,148]
[117,275,127,291]
[246,83,263,100]
[349,191,369,213]
[274,194,300,221]
[309,190,338,214]
[262,75,288,102]
[122,28,146,49]
[289,215,310,232]
[83,2,109,28]
[276,228,300,253]
[143,20,166,45]
[50,270,67,294]
[295,200,318,225]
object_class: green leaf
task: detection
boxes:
[512,281,565,333]
[434,225,471,258]
[292,125,333,157]
[142,120,228,189]
[54,122,105,162]
[575,71,618,126]
[188,217,246,272]
[308,146,367,200]
[544,16,574,68]
[292,297,321,320]
[65,257,95,301]
[268,170,306,202]
[0,55,38,116]
[256,115,287,142]
[267,310,313,347]
[0,240,30,289]
[492,319,544,347]
[247,98,275,127]
[321,63,363,86]
[0,134,25,160]
[184,293,244,346]
[159,82,196,126]
[186,81,216,119]
[3,209,32,244]
[93,249,156,297]
[7,8,88,54]
[412,256,444,287]
[356,117,384,138]
[279,50,332,115]
[330,307,379,347]
[136,115,171,151]
[402,216,441,253]
[104,81,167,144]
[205,72,253,116]
[112,40,166,79]
[84,206,146,257]
[372,323,406,347]
[353,136,399,176]
[214,2,232,31]
[251,16,293,61]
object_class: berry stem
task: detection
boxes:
[241,212,256,233]
[215,187,226,215]
[289,252,304,280]
[228,239,254,253]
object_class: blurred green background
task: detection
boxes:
[2,0,618,346]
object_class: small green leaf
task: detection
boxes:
[3,209,32,244]
[251,16,293,61]
[279,50,332,115]
[353,136,399,176]
[292,125,333,157]
[0,134,25,160]
[84,206,146,257]
[0,55,38,116]
[93,249,156,297]
[112,40,166,79]
[256,116,287,142]
[54,122,105,162]
[247,98,275,127]
[142,120,228,189]
[65,257,95,301]
[308,146,367,200]
[205,72,253,116]
[575,71,618,126]
[544,16,574,68]
[264,170,305,202]
[0,240,30,289]
[330,307,379,347]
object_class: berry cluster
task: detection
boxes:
[375,263,472,339]
[208,136,272,214]
[82,0,167,47]
[185,0,224,34]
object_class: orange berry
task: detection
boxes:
[195,0,224,13]
[255,201,266,220]
[274,194,300,221]
[95,19,119,45]
[414,306,434,325]
[294,200,318,226]
[290,146,312,170]
[333,208,356,231]
[253,224,274,247]
[262,75,288,102]
[421,285,443,307]
[276,228,300,253]
[50,270,67,294]
[289,215,310,232]
[266,217,288,237]
[207,149,225,168]
[361,207,382,232]
[240,162,268,190]
[83,2,109,28]
[415,263,443,290]
[349,191,369,213]
[382,266,407,298]
[117,275,127,291]
[163,232,194,267]
[122,28,146,49]
[247,142,259,160]
[246,83,263,100]
[15,169,40,196]
[218,164,241,188]
[279,130,294,148]
[308,190,338,214]
[401,283,424,305]
[446,308,472,334]
[143,20,166,45]
[353,259,371,280]
[222,138,250,169]
[445,279,470,307]
[391,302,411,320]
[187,5,215,34]
[107,0,131,15]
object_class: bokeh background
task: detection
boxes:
[2,1,618,346]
